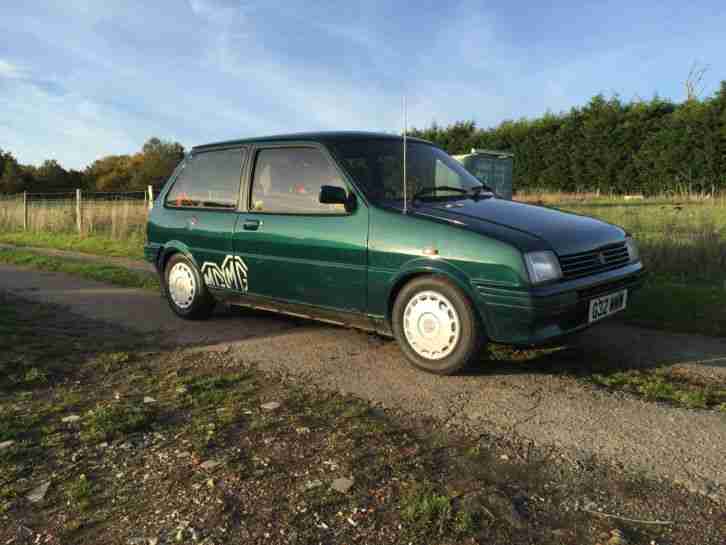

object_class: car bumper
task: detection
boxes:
[144,243,162,272]
[474,262,646,345]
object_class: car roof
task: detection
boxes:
[191,131,432,152]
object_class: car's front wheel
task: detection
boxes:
[164,253,215,320]
[392,276,484,375]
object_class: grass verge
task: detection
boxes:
[488,343,726,413]
[0,248,158,290]
[0,231,145,259]
[590,367,726,411]
[622,274,726,337]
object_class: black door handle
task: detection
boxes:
[243,219,261,231]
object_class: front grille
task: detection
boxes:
[559,242,630,280]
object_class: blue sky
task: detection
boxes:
[1,0,725,169]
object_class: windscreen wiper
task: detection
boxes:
[412,186,469,202]
[469,185,495,200]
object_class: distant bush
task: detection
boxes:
[411,81,726,195]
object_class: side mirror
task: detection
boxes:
[319,185,355,212]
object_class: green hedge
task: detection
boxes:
[411,82,726,195]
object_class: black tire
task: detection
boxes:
[163,253,216,320]
[392,276,484,375]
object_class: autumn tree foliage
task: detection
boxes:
[0,137,185,194]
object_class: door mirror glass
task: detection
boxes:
[319,185,355,212]
[319,185,347,205]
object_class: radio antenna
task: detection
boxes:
[402,95,408,214]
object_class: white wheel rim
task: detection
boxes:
[402,290,461,360]
[168,262,196,309]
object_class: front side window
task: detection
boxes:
[331,140,485,205]
[166,148,245,209]
[250,147,348,214]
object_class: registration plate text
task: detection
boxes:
[588,289,628,323]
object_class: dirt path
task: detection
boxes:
[2,263,725,502]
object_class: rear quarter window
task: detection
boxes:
[166,148,246,210]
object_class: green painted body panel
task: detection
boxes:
[146,132,645,347]
[148,207,236,272]
[366,206,528,320]
[233,206,368,312]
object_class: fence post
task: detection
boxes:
[76,188,82,234]
[23,191,28,231]
[147,185,154,210]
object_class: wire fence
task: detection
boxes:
[0,188,154,239]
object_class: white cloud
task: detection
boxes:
[0,60,24,80]
[206,30,401,131]
[188,0,247,27]
[0,78,138,168]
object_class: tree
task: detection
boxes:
[33,159,71,192]
[131,137,185,189]
[685,61,709,101]
[0,157,24,194]
[85,155,133,191]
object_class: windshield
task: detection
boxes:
[328,139,487,206]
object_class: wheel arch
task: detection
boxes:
[158,241,198,276]
[385,259,491,337]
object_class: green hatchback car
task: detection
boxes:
[145,132,645,374]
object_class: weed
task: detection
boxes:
[0,410,42,442]
[0,484,18,514]
[182,372,255,407]
[400,483,454,535]
[341,400,370,419]
[189,417,218,452]
[453,508,479,534]
[591,369,726,410]
[81,402,155,442]
[65,474,94,511]
[94,352,131,373]
[22,367,49,386]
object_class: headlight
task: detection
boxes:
[625,237,640,263]
[524,251,562,284]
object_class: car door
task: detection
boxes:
[232,143,368,313]
[161,147,247,291]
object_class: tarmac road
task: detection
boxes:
[2,263,725,501]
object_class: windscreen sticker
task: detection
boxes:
[201,255,248,291]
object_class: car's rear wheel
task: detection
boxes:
[164,253,215,320]
[392,276,484,375]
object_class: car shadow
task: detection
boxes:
[460,326,726,380]
[187,307,726,381]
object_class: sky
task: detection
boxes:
[1,0,725,170]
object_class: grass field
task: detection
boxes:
[0,195,148,241]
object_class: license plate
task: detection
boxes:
[588,289,628,323]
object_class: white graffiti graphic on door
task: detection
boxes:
[201,255,248,291]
